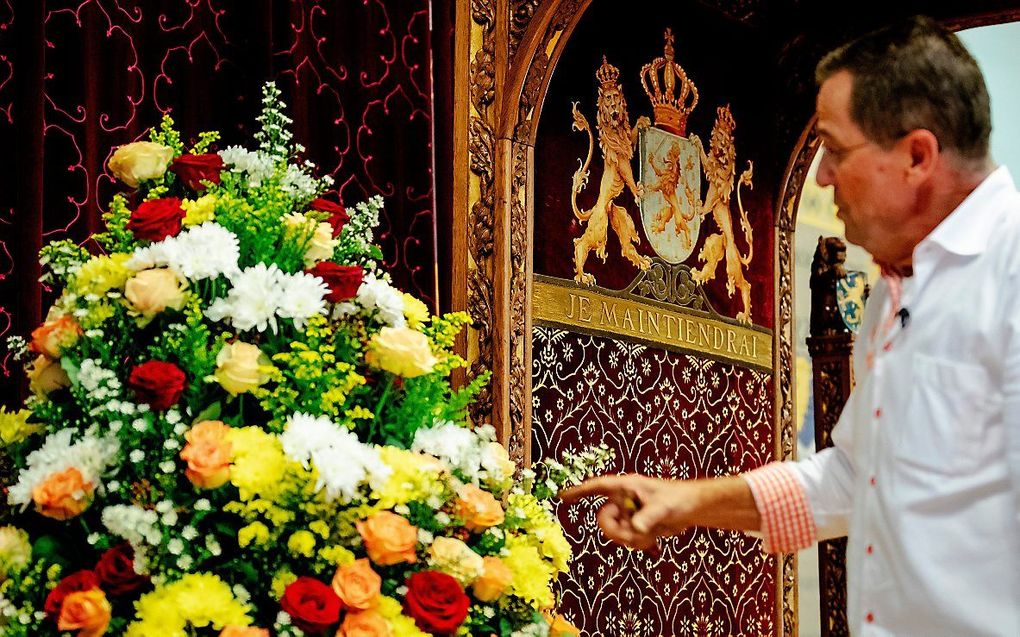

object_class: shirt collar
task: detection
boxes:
[920,165,1016,257]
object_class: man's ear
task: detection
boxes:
[901,129,940,182]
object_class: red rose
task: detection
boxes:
[127,197,186,241]
[404,571,470,635]
[280,576,341,634]
[44,570,99,620]
[171,153,224,191]
[310,198,350,238]
[128,360,186,411]
[95,544,149,596]
[306,262,363,303]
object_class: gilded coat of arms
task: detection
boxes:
[569,29,757,323]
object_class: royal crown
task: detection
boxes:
[641,28,699,136]
[596,56,620,89]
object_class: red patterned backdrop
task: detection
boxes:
[0,0,454,406]
[532,326,776,636]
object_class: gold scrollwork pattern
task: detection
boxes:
[508,140,531,464]
[626,259,714,311]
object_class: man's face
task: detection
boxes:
[815,71,912,263]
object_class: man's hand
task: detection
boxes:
[560,474,697,551]
[560,473,762,550]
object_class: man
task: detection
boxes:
[562,16,1020,636]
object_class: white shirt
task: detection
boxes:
[791,167,1020,636]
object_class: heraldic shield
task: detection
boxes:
[639,127,701,264]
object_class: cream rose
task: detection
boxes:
[125,269,187,318]
[27,355,70,397]
[213,341,272,396]
[0,526,31,581]
[365,327,437,378]
[427,536,484,586]
[304,220,337,267]
[108,141,174,188]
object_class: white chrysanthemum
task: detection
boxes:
[333,273,406,327]
[280,413,391,502]
[171,223,241,280]
[205,263,285,333]
[7,429,120,508]
[412,421,486,479]
[127,222,240,281]
[276,271,328,330]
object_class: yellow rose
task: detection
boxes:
[27,355,70,397]
[427,536,484,585]
[402,293,430,329]
[32,467,94,520]
[108,141,174,188]
[214,342,272,396]
[356,512,417,566]
[180,420,232,489]
[472,556,513,602]
[58,589,111,637]
[125,269,187,318]
[331,558,381,610]
[365,327,437,378]
[30,313,82,358]
[0,526,32,581]
[456,483,505,532]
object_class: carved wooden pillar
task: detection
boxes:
[805,236,853,637]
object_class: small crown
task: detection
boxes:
[640,29,699,135]
[596,56,620,89]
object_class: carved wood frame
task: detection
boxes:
[454,0,801,633]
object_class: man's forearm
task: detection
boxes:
[662,476,762,535]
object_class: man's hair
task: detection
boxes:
[816,16,991,162]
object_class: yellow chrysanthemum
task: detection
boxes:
[402,293,430,329]
[73,253,132,297]
[318,544,356,567]
[503,535,556,610]
[0,407,43,446]
[228,427,289,501]
[376,447,448,508]
[181,194,217,226]
[126,573,251,637]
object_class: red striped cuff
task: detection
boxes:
[742,463,817,553]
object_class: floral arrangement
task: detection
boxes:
[0,84,612,637]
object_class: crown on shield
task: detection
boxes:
[640,28,699,136]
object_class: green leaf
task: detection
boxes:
[60,357,81,387]
[193,401,222,424]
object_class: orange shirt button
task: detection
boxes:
[869,476,877,487]
[883,342,892,352]
[866,613,875,623]
[866,544,874,555]
[874,408,882,419]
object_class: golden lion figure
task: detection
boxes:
[686,105,755,323]
[570,57,652,286]
[646,142,696,248]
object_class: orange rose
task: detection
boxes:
[57,588,111,637]
[30,314,82,358]
[27,355,70,397]
[32,467,94,520]
[179,420,232,489]
[331,558,381,610]
[220,627,270,637]
[456,484,505,531]
[355,512,417,566]
[472,556,513,602]
[336,609,391,637]
[544,612,581,636]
